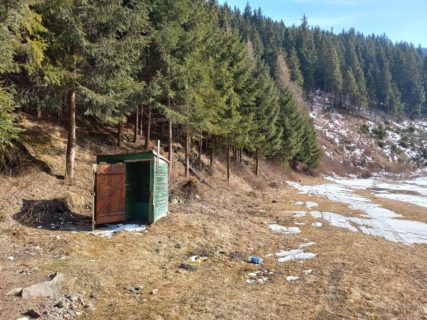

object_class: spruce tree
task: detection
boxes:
[252,61,281,175]
[0,0,46,164]
[40,0,149,183]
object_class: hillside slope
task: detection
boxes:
[0,114,426,319]
[312,94,427,176]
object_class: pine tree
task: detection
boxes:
[297,121,322,170]
[40,0,149,183]
[0,0,46,164]
[251,61,281,175]
[296,15,316,92]
[287,48,304,88]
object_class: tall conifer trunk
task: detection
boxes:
[185,126,190,178]
[255,148,259,176]
[168,119,173,176]
[133,107,138,143]
[227,136,231,182]
[139,106,144,136]
[35,77,41,119]
[210,137,214,168]
[145,105,151,150]
[35,98,42,119]
[117,121,123,147]
[65,86,76,184]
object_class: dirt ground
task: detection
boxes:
[0,116,426,320]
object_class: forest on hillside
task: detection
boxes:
[0,0,321,182]
[223,3,427,118]
[1,0,426,183]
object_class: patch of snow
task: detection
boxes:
[286,276,299,282]
[294,222,306,225]
[299,242,316,248]
[289,181,427,245]
[293,211,306,217]
[294,201,305,206]
[312,222,323,228]
[269,224,301,235]
[310,211,322,219]
[375,193,427,209]
[303,269,313,275]
[91,224,147,238]
[275,249,317,263]
[306,201,318,209]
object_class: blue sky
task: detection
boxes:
[220,0,427,47]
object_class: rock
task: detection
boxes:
[67,292,83,303]
[178,263,197,271]
[6,287,22,296]
[83,302,94,310]
[16,317,30,320]
[54,299,66,309]
[23,309,41,318]
[125,285,143,294]
[272,199,278,203]
[7,256,14,261]
[21,272,64,299]
[151,288,159,295]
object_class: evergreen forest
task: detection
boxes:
[1,0,426,182]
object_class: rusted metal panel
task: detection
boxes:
[95,163,126,225]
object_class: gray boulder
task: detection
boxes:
[21,273,64,299]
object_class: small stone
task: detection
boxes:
[178,263,197,271]
[23,309,41,318]
[54,299,66,308]
[151,289,159,295]
[84,302,94,310]
[7,256,14,261]
[67,292,82,303]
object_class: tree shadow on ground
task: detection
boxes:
[13,199,92,231]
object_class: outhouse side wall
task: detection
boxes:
[152,158,168,222]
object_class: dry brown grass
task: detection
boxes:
[3,182,425,320]
[1,114,426,320]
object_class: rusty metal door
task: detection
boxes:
[95,163,126,224]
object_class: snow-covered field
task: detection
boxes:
[288,174,427,245]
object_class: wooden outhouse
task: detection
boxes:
[93,150,168,226]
